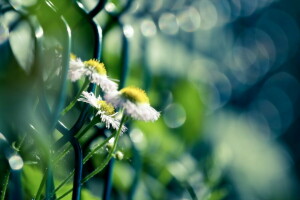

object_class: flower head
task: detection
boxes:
[120,87,149,104]
[68,55,118,92]
[84,59,118,92]
[84,59,107,75]
[105,86,160,122]
[78,91,127,133]
[68,54,86,82]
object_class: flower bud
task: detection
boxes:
[115,151,124,160]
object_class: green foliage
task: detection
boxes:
[112,162,134,192]
[172,79,205,144]
[206,189,228,200]
[22,165,44,198]
[22,165,100,200]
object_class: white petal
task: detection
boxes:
[68,58,86,81]
[122,101,160,122]
[105,92,160,122]
[96,112,127,133]
[78,91,101,109]
[104,92,123,107]
[88,73,118,92]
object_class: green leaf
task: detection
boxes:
[206,189,227,200]
[113,162,134,192]
[172,80,205,144]
[22,165,44,199]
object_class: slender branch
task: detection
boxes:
[50,133,115,197]
[56,188,72,200]
[81,116,125,183]
[35,168,48,200]
[61,78,90,116]
[52,172,73,197]
[38,117,100,199]
[56,116,126,199]
[0,171,10,200]
[52,117,101,164]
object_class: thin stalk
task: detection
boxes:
[52,117,101,164]
[81,116,125,183]
[38,117,100,199]
[83,134,114,164]
[51,172,73,197]
[51,132,115,197]
[75,117,101,139]
[1,171,10,200]
[61,78,89,116]
[56,116,126,200]
[35,168,48,200]
[16,133,27,151]
[56,189,72,200]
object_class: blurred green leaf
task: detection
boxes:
[22,165,100,199]
[9,21,34,74]
[206,189,227,200]
[113,161,134,192]
[22,165,44,199]
[172,80,205,144]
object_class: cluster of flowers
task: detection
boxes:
[68,54,160,133]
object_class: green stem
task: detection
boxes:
[75,117,101,139]
[56,116,126,199]
[83,134,115,164]
[51,130,115,197]
[56,188,72,200]
[27,127,50,200]
[39,117,101,199]
[15,133,27,151]
[61,78,89,116]
[1,171,10,200]
[52,117,100,164]
[35,168,48,200]
[52,172,73,196]
[81,115,125,183]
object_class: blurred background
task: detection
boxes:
[1,0,300,199]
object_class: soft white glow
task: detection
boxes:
[158,13,179,35]
[163,103,186,128]
[0,133,7,141]
[105,2,116,13]
[8,155,24,170]
[0,22,9,45]
[123,24,134,38]
[140,19,157,37]
[177,7,201,32]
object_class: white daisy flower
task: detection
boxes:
[78,91,127,133]
[104,86,160,122]
[68,54,86,82]
[83,59,118,92]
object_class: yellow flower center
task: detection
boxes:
[70,53,77,60]
[84,59,107,75]
[120,87,149,104]
[97,100,115,115]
